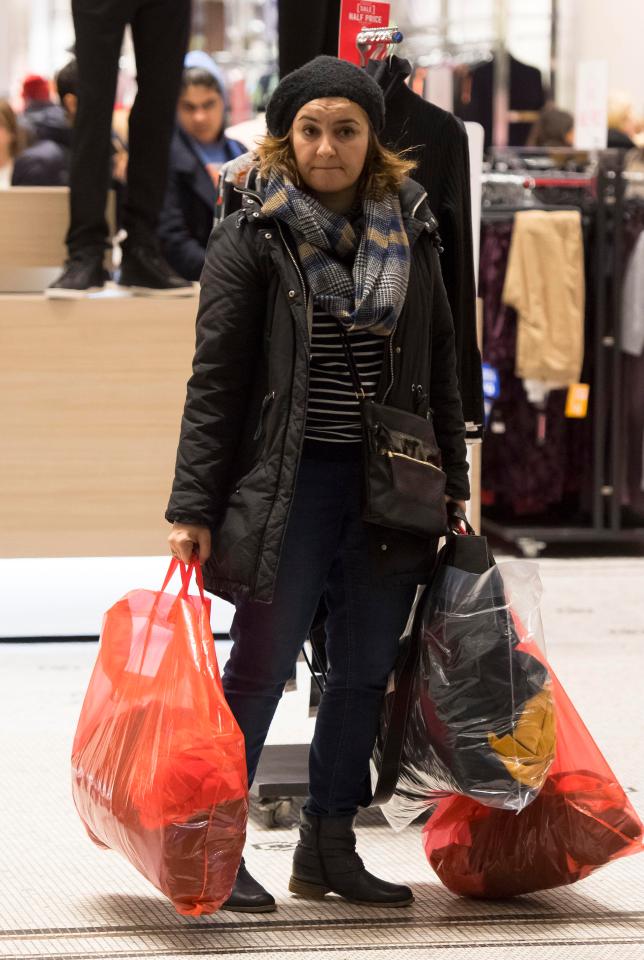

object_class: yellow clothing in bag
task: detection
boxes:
[488,687,557,789]
[502,210,585,386]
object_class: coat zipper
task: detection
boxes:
[386,450,443,472]
[235,186,309,311]
[253,390,276,440]
[250,206,310,599]
[382,321,398,403]
[410,191,428,219]
[274,221,308,311]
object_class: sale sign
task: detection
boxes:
[338,0,391,65]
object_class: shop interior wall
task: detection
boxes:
[557,0,644,113]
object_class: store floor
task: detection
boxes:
[1,557,643,959]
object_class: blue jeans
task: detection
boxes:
[222,453,416,817]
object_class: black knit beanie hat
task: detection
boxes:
[266,55,385,137]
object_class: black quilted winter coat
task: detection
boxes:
[166,176,470,603]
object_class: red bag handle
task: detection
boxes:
[161,557,207,603]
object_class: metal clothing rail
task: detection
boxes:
[480,155,644,556]
[483,170,596,190]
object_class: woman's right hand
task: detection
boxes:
[168,523,212,565]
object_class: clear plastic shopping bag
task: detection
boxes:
[371,533,555,830]
[71,559,248,915]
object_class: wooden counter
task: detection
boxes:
[0,291,199,557]
[0,187,115,268]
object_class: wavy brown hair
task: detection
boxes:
[0,100,22,158]
[255,124,417,201]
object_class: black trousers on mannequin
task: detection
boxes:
[277,0,340,79]
[68,0,191,255]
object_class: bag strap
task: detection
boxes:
[370,587,427,805]
[446,502,476,535]
[336,323,366,401]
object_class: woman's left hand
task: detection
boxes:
[445,497,469,533]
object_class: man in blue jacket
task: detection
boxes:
[158,52,246,281]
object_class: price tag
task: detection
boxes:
[574,61,608,150]
[565,383,590,418]
[338,0,391,65]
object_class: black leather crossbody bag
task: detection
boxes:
[338,325,448,539]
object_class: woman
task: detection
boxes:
[158,51,246,281]
[166,56,470,912]
[0,100,22,188]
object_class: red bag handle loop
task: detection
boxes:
[161,557,207,603]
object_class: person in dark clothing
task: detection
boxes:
[277,0,340,78]
[166,56,469,914]
[19,74,69,147]
[158,52,246,281]
[47,0,193,299]
[12,60,77,187]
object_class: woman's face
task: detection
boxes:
[178,83,225,144]
[291,98,370,196]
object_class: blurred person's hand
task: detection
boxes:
[168,523,211,564]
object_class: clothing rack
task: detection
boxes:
[479,153,644,556]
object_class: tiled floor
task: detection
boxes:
[1,556,643,959]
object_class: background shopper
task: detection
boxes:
[12,60,77,187]
[166,56,469,913]
[158,51,246,281]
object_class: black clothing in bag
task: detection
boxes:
[339,324,448,539]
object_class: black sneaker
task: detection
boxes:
[46,252,110,299]
[119,243,194,297]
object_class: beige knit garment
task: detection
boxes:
[502,209,585,386]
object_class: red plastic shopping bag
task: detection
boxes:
[71,559,248,916]
[422,619,643,898]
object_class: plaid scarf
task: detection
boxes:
[261,171,410,335]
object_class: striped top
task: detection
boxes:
[304,309,386,444]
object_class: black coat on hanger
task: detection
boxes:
[278,0,341,78]
[454,54,545,149]
[368,56,483,435]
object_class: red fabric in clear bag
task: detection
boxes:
[71,560,248,916]
[422,621,643,898]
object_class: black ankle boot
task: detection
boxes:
[221,857,276,913]
[289,810,414,907]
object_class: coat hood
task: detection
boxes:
[184,51,229,108]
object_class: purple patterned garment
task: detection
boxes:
[479,220,591,519]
